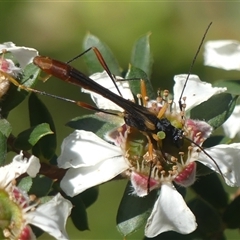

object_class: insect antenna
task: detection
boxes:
[176,22,224,179]
[178,22,212,111]
[184,137,224,179]
[67,46,123,97]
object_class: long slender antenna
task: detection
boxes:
[67,47,123,97]
[184,136,224,179]
[178,22,212,111]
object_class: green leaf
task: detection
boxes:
[191,173,228,210]
[125,65,155,100]
[203,135,232,148]
[69,191,99,231]
[80,186,99,208]
[0,119,12,137]
[28,93,57,160]
[116,181,157,236]
[18,176,33,193]
[188,198,224,239]
[83,33,121,76]
[190,93,238,129]
[214,79,240,95]
[66,113,122,140]
[0,119,11,165]
[131,33,153,79]
[0,131,7,166]
[14,123,53,150]
[0,63,40,115]
[29,175,54,197]
[223,195,240,229]
[19,176,55,198]
[71,197,89,231]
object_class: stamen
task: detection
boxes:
[137,93,142,106]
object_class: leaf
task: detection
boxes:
[223,195,240,229]
[203,135,232,148]
[66,113,122,140]
[28,93,57,160]
[214,79,240,96]
[0,131,7,166]
[29,175,54,197]
[188,198,224,239]
[18,176,33,193]
[70,195,89,231]
[131,33,153,79]
[14,123,53,150]
[191,173,228,210]
[83,33,121,76]
[190,93,238,129]
[79,186,99,208]
[116,181,157,236]
[125,65,155,100]
[0,119,12,137]
[0,63,40,115]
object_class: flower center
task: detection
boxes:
[0,183,37,240]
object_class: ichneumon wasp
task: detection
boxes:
[0,22,224,194]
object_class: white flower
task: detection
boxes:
[173,75,240,187]
[0,42,38,70]
[203,40,240,70]
[222,105,240,139]
[173,74,226,112]
[145,182,197,237]
[0,152,72,240]
[0,42,38,98]
[26,194,72,240]
[57,71,240,237]
[198,143,240,187]
[58,130,129,197]
[81,71,134,112]
[203,40,240,139]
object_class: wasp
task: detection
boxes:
[32,53,184,149]
[2,22,222,188]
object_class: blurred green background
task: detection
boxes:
[1,2,240,239]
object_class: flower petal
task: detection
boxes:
[145,182,197,237]
[27,194,72,240]
[204,40,240,70]
[82,71,134,111]
[222,105,240,139]
[173,74,226,111]
[0,42,38,68]
[198,143,240,187]
[60,155,128,196]
[0,152,40,187]
[57,130,124,169]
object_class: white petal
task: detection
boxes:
[0,42,16,50]
[198,143,240,187]
[173,74,226,111]
[222,105,240,139]
[27,194,72,240]
[0,42,38,68]
[204,40,240,70]
[60,155,128,196]
[58,130,123,169]
[145,182,197,237]
[0,153,40,187]
[25,155,41,177]
[82,71,134,111]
